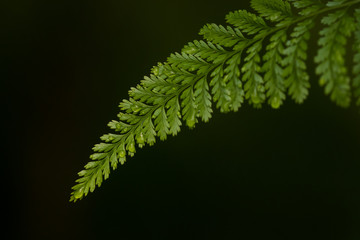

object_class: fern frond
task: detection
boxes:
[70,0,360,202]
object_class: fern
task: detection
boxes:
[70,0,360,202]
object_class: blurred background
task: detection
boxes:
[3,0,360,239]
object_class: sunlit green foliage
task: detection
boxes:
[70,0,360,202]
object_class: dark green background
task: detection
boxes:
[4,0,360,239]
